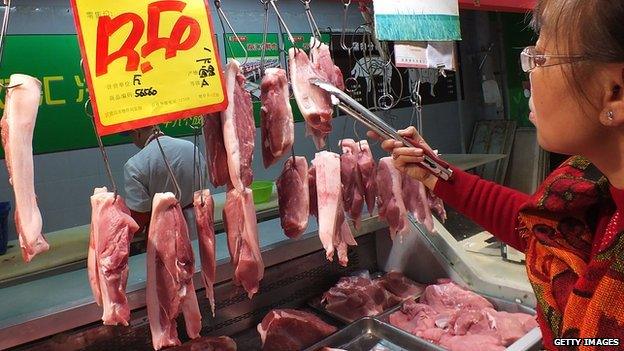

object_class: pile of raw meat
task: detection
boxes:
[170,336,237,351]
[257,309,337,351]
[322,271,425,322]
[389,281,538,351]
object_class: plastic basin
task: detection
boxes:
[250,181,273,204]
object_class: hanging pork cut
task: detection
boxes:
[402,175,435,233]
[147,193,202,350]
[357,140,377,214]
[376,157,409,239]
[257,309,337,351]
[87,187,139,326]
[193,189,216,316]
[312,151,342,261]
[276,156,309,239]
[221,60,255,191]
[223,187,264,298]
[308,164,318,217]
[203,113,229,187]
[310,37,345,90]
[334,200,357,267]
[428,190,447,222]
[0,74,48,262]
[260,68,294,168]
[289,48,334,150]
[339,139,365,229]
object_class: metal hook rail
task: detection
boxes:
[214,0,249,65]
[84,98,119,201]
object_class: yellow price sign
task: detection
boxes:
[70,0,227,136]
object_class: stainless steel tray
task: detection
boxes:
[302,317,446,351]
[377,294,542,351]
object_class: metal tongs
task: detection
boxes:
[310,79,453,181]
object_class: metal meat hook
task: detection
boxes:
[300,0,322,49]
[154,127,183,203]
[215,0,249,66]
[190,120,205,205]
[270,0,298,51]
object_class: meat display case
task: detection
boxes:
[1,155,537,350]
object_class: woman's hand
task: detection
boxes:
[366,126,438,190]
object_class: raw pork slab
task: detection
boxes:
[193,189,216,316]
[221,60,255,190]
[312,151,341,260]
[223,187,264,298]
[374,271,425,300]
[147,193,202,350]
[171,336,237,351]
[260,68,294,168]
[310,37,345,90]
[289,48,333,149]
[333,200,357,267]
[257,309,336,351]
[88,187,139,326]
[308,164,318,217]
[1,74,48,262]
[376,157,408,239]
[357,140,377,214]
[277,156,309,239]
[402,175,435,233]
[203,113,229,187]
[339,139,365,229]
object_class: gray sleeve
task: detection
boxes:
[123,161,152,213]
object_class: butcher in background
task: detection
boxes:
[121,126,207,237]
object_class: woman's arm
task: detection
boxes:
[433,166,530,252]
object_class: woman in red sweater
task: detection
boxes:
[372,1,624,350]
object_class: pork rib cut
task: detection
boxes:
[0,74,49,262]
[221,59,255,190]
[339,139,365,229]
[257,309,337,351]
[87,187,139,326]
[376,157,409,239]
[260,68,294,168]
[147,193,202,350]
[312,151,342,261]
[193,189,216,316]
[357,140,377,214]
[203,113,229,187]
[289,48,333,150]
[277,156,309,239]
[223,187,264,298]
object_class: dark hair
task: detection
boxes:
[532,0,624,109]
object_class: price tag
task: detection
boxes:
[70,0,227,136]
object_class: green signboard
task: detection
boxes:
[0,35,211,156]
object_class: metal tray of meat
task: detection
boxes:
[302,317,447,351]
[308,272,425,324]
[376,294,542,351]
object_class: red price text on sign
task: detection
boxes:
[71,0,227,136]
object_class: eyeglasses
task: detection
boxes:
[520,46,586,73]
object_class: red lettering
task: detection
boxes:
[141,0,201,60]
[96,13,144,77]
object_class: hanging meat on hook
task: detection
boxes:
[310,37,345,91]
[289,47,334,150]
[260,68,295,168]
[376,157,409,239]
[147,193,201,350]
[87,187,139,326]
[276,156,309,239]
[356,140,377,214]
[0,74,49,262]
[338,139,365,230]
[203,113,229,187]
[221,59,255,191]
[193,189,217,317]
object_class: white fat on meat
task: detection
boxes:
[312,151,342,261]
[257,309,337,351]
[0,74,49,262]
[146,193,202,350]
[193,189,216,317]
[339,139,365,230]
[260,68,294,168]
[356,140,377,214]
[221,59,255,190]
[87,187,138,326]
[277,156,309,239]
[223,187,264,299]
[376,157,409,239]
[402,175,436,233]
[203,113,229,187]
[289,48,333,150]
